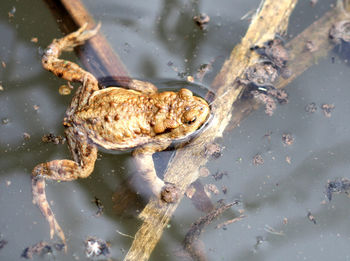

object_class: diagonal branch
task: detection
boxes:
[124,0,298,260]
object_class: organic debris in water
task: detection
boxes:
[0,239,8,250]
[212,170,228,181]
[92,196,104,216]
[187,181,215,213]
[42,133,66,145]
[282,133,294,146]
[251,90,276,116]
[251,38,289,69]
[183,200,239,260]
[321,103,335,118]
[202,142,224,159]
[216,215,246,229]
[196,61,214,82]
[252,154,264,165]
[21,241,54,259]
[1,118,10,125]
[8,6,16,18]
[58,82,73,96]
[30,37,38,43]
[329,20,350,44]
[307,211,317,224]
[23,132,31,140]
[204,183,220,197]
[85,237,110,258]
[193,13,210,30]
[305,102,317,113]
[325,178,350,201]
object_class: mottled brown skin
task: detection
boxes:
[31,24,210,247]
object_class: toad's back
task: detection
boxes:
[75,87,157,150]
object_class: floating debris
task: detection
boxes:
[216,215,246,229]
[1,118,10,125]
[0,239,8,250]
[212,170,227,181]
[321,103,335,118]
[282,133,294,146]
[196,62,213,82]
[84,237,110,258]
[252,154,264,165]
[252,38,289,69]
[251,90,276,116]
[23,132,31,140]
[188,181,215,213]
[21,241,53,259]
[267,88,288,104]
[1,61,6,69]
[285,156,291,164]
[30,37,38,43]
[305,102,317,113]
[254,235,267,251]
[307,211,317,224]
[264,224,284,236]
[204,184,220,196]
[42,133,66,145]
[203,142,224,159]
[8,6,16,18]
[0,85,3,91]
[325,178,350,201]
[58,83,73,95]
[92,196,104,217]
[222,185,228,194]
[186,75,194,83]
[193,13,210,30]
[329,20,350,44]
[33,104,39,111]
[185,185,196,199]
[310,0,318,6]
[243,62,278,89]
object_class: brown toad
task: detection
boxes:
[32,24,210,247]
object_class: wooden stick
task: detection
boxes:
[44,0,131,86]
[229,2,349,130]
[124,1,298,260]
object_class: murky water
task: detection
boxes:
[1,0,350,260]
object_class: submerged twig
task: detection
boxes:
[183,201,238,261]
[215,215,246,229]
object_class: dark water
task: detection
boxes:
[1,0,350,260]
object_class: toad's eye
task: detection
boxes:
[183,110,197,124]
[186,116,197,124]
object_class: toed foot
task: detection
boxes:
[160,183,179,203]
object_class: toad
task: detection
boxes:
[32,24,210,247]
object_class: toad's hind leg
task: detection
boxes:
[32,127,98,247]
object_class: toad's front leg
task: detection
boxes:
[32,127,98,247]
[132,143,179,203]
